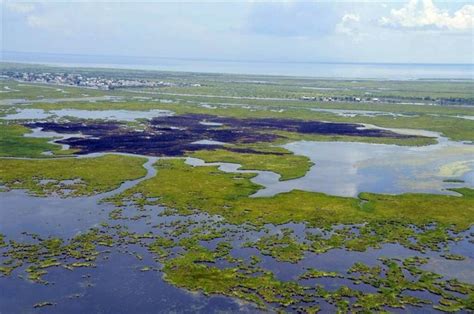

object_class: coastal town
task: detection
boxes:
[0,71,201,90]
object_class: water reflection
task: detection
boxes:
[253,139,474,197]
[1,108,174,121]
[186,135,473,198]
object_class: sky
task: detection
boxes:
[1,0,473,64]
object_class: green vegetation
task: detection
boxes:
[0,154,147,196]
[0,228,114,284]
[359,188,474,230]
[32,100,172,112]
[6,61,472,102]
[273,130,437,146]
[154,78,474,102]
[442,254,466,261]
[162,248,306,309]
[155,226,474,312]
[110,159,474,229]
[3,223,472,312]
[244,228,308,262]
[191,146,313,180]
[163,252,474,312]
[1,208,472,312]
[0,234,6,248]
[0,123,70,158]
[306,222,461,254]
[343,257,474,312]
[299,268,341,279]
[0,79,110,100]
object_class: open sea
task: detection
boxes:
[2,51,473,80]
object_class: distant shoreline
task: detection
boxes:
[2,53,473,81]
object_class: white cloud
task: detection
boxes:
[380,0,474,31]
[26,14,52,29]
[5,2,35,14]
[335,13,360,36]
[4,1,52,30]
[7,2,115,35]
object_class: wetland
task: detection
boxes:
[0,63,473,313]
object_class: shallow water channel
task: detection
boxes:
[1,110,473,312]
[1,107,174,121]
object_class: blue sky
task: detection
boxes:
[2,0,473,64]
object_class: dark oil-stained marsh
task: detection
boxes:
[27,114,420,156]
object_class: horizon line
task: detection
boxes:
[3,50,473,67]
